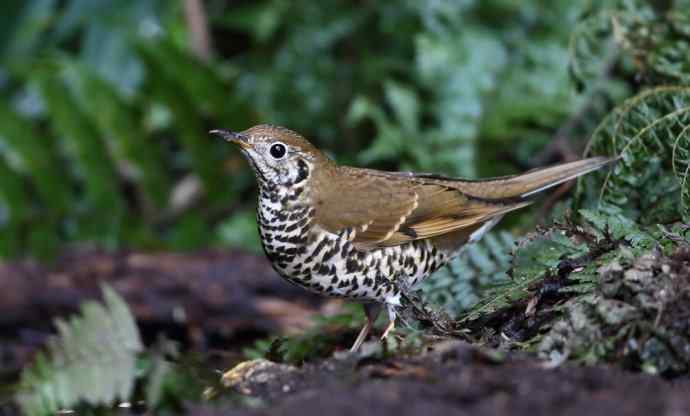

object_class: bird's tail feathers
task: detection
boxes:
[453,157,616,201]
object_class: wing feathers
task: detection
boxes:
[313,158,612,250]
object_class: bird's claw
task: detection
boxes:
[380,320,395,341]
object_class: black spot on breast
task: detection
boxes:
[305,236,329,262]
[295,159,309,184]
[346,258,360,273]
[404,257,414,268]
[283,221,300,233]
[340,242,350,257]
[288,208,308,221]
[321,243,339,262]
[411,263,418,275]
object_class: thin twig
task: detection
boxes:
[184,0,213,62]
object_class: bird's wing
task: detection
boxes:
[312,170,419,248]
[376,183,529,247]
[313,168,524,250]
[313,157,613,250]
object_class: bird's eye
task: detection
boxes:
[269,142,287,159]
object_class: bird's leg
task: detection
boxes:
[379,303,397,341]
[350,303,381,352]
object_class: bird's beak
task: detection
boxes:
[210,129,251,149]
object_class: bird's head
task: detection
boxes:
[212,124,328,189]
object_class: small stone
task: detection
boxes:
[221,359,296,392]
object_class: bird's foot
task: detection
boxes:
[380,319,395,341]
[350,321,372,352]
[379,303,398,341]
[350,303,382,352]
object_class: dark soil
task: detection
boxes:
[2,249,689,416]
[197,341,690,416]
[0,248,328,376]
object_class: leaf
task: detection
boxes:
[146,40,255,127]
[423,231,515,316]
[215,0,290,42]
[15,285,143,416]
[137,41,233,209]
[34,66,126,244]
[0,0,57,60]
[460,230,588,323]
[80,22,143,97]
[67,60,171,210]
[383,80,420,135]
[568,7,620,89]
[0,158,28,257]
[579,207,656,249]
[584,86,690,223]
[415,27,507,176]
[216,209,262,254]
[0,100,72,212]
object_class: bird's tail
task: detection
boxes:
[452,157,616,201]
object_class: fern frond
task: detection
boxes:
[422,231,515,316]
[15,285,143,416]
[459,230,588,323]
[584,86,690,223]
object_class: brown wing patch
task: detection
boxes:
[312,168,420,249]
[312,167,531,250]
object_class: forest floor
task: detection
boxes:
[1,249,689,415]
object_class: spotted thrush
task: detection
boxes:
[211,125,613,351]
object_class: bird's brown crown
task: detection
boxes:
[240,124,324,159]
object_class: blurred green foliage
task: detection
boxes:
[0,0,631,259]
[0,0,251,258]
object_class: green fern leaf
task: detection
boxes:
[459,230,588,323]
[15,285,143,416]
[583,86,690,223]
[422,231,515,316]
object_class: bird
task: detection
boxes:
[211,124,613,352]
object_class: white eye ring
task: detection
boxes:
[268,142,288,160]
